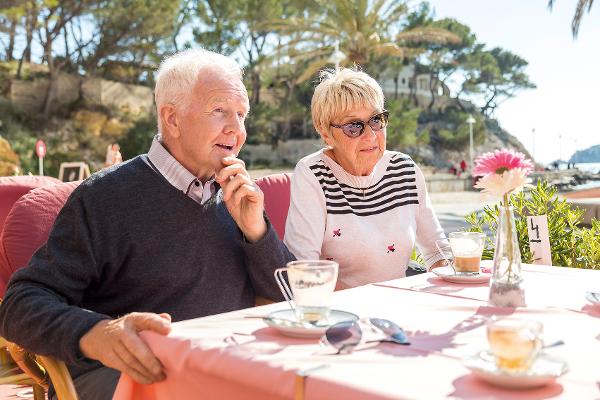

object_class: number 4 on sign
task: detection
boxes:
[527,215,552,266]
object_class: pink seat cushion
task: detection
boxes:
[255,173,292,240]
[0,176,61,231]
[0,181,80,296]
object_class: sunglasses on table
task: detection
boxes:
[320,318,410,354]
[330,110,389,138]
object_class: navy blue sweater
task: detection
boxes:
[0,156,293,380]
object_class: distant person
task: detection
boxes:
[449,163,457,175]
[104,143,123,167]
[460,159,467,173]
[0,49,295,400]
[283,68,447,289]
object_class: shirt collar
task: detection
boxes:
[147,134,215,193]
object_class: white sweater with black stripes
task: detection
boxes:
[284,149,446,289]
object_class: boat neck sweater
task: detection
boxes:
[0,155,294,380]
[284,149,445,289]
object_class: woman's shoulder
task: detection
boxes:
[295,148,330,172]
[384,150,415,165]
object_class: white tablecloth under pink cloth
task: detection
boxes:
[113,264,600,399]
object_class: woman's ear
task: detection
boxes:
[160,104,179,139]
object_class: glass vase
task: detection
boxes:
[489,205,526,307]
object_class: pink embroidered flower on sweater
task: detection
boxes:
[333,229,341,237]
[387,244,395,253]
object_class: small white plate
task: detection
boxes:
[263,309,359,338]
[464,351,568,389]
[432,266,491,284]
[585,291,600,306]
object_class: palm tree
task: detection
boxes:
[266,0,459,83]
[548,0,594,38]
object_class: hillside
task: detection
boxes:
[570,145,600,163]
[0,69,531,176]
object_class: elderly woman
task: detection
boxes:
[283,68,447,289]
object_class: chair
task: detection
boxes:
[255,173,292,239]
[0,181,80,400]
[0,176,61,234]
[0,181,80,296]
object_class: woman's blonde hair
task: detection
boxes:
[311,68,385,137]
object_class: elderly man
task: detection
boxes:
[0,49,294,399]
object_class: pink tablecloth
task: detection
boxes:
[113,264,600,399]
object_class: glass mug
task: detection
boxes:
[487,318,543,372]
[274,260,338,323]
[436,232,486,274]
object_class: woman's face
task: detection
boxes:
[323,107,386,176]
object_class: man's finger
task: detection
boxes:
[220,156,245,169]
[119,330,165,378]
[108,349,152,385]
[216,163,248,183]
[158,313,172,322]
[221,174,253,202]
[127,313,171,335]
[114,340,160,383]
[232,183,261,206]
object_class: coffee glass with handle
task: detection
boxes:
[274,260,338,323]
[435,232,486,274]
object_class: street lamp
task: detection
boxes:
[328,41,346,70]
[558,134,563,163]
[531,128,535,162]
[466,114,476,172]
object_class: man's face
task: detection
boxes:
[172,69,250,181]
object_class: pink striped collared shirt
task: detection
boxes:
[146,135,215,205]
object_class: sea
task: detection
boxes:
[550,162,600,173]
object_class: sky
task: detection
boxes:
[426,0,599,164]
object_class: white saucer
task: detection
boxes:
[432,266,491,284]
[464,351,568,389]
[263,309,359,338]
[585,291,600,306]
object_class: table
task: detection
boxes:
[113,263,600,399]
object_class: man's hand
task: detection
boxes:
[216,156,267,242]
[79,312,172,385]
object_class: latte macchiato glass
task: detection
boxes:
[487,319,543,372]
[274,260,338,323]
[436,232,486,273]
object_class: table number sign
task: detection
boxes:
[526,215,552,265]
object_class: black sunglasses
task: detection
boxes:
[330,111,389,138]
[320,318,410,354]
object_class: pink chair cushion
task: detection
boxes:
[0,176,61,231]
[0,181,80,296]
[255,173,292,240]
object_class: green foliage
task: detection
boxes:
[460,45,536,116]
[119,116,156,160]
[465,181,600,269]
[429,108,485,150]
[386,98,421,149]
[245,103,278,145]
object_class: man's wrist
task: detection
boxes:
[242,221,268,243]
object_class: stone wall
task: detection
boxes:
[243,139,323,167]
[10,73,80,114]
[10,74,153,115]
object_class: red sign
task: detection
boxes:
[35,139,46,158]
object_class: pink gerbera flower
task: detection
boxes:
[472,149,534,177]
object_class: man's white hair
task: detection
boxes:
[154,49,243,133]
